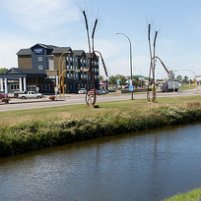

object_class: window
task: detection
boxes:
[38,65,43,70]
[48,57,54,70]
[11,84,19,90]
[38,57,43,62]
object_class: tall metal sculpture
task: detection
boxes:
[147,24,158,102]
[147,24,176,101]
[82,10,97,107]
[82,10,108,107]
[94,50,108,77]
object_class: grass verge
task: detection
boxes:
[163,188,201,201]
[1,96,201,157]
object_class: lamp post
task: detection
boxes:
[116,32,134,100]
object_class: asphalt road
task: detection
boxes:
[0,88,200,112]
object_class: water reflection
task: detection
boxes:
[0,124,201,201]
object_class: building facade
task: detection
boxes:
[0,43,99,94]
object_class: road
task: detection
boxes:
[0,88,200,112]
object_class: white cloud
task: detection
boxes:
[0,34,33,68]
[2,0,79,32]
[107,56,129,76]
[134,55,149,75]
[95,39,119,58]
[95,39,128,76]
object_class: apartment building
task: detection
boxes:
[0,43,99,94]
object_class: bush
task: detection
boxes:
[49,96,56,101]
[1,101,201,156]
[1,98,10,104]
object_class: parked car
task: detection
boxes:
[18,91,43,99]
[13,90,26,98]
[0,91,8,99]
[96,89,109,95]
[78,88,87,94]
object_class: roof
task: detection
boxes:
[31,43,58,50]
[52,47,72,54]
[17,44,72,55]
[0,67,47,79]
[73,50,86,57]
[4,68,46,76]
[17,49,32,56]
[86,52,98,59]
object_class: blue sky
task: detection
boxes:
[0,0,201,79]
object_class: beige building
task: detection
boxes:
[0,43,99,94]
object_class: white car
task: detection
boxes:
[18,91,43,99]
[78,88,87,94]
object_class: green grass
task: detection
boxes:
[180,84,197,90]
[163,188,201,201]
[0,95,199,119]
[1,96,201,156]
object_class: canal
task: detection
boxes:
[0,123,201,201]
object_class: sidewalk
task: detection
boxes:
[0,95,67,105]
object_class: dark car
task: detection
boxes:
[96,89,109,95]
[0,91,8,99]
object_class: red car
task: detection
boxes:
[0,92,8,99]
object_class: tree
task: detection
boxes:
[99,75,104,81]
[0,68,7,74]
[108,75,116,85]
[175,75,182,82]
[116,74,126,85]
[108,74,127,85]
[182,76,189,83]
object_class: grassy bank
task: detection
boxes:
[163,188,201,201]
[1,96,201,156]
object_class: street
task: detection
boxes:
[0,87,200,112]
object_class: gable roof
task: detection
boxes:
[17,49,32,56]
[52,47,72,54]
[73,50,86,57]
[17,44,72,56]
[31,43,58,50]
[86,52,98,59]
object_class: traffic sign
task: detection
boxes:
[129,85,134,92]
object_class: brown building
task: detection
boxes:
[0,43,99,94]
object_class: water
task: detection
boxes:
[1,123,201,201]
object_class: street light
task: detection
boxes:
[116,32,134,100]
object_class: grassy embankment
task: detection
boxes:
[1,96,201,156]
[163,188,201,201]
[179,83,198,91]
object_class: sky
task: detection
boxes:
[0,0,201,79]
